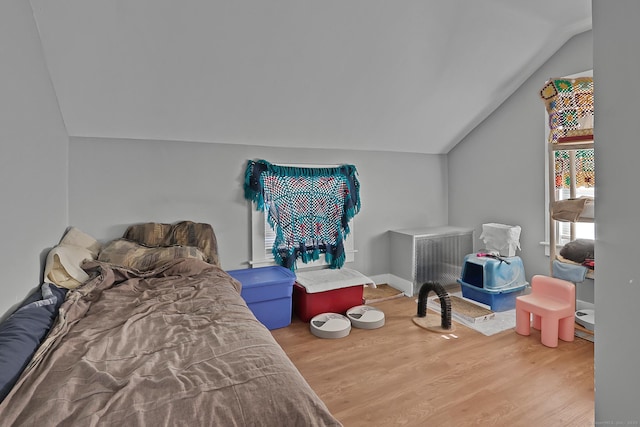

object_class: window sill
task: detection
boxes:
[539,240,567,257]
[249,250,357,269]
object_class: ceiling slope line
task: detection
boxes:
[443,23,592,155]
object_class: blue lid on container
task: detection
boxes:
[227,266,296,288]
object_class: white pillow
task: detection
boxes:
[59,226,101,258]
[43,227,101,289]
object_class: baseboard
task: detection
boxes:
[369,274,414,297]
[576,299,594,311]
[367,274,388,286]
[373,274,597,304]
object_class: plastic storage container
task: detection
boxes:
[293,283,364,322]
[458,281,526,312]
[227,266,296,330]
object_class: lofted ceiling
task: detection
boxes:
[29,1,591,154]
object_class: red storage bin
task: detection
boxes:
[293,283,364,322]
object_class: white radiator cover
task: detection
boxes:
[389,226,474,297]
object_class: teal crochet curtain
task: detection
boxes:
[244,160,360,270]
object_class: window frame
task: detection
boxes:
[543,69,594,255]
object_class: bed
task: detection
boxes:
[0,221,341,426]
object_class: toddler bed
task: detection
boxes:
[0,221,341,426]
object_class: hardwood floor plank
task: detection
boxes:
[271,295,594,427]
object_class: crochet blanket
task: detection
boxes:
[244,160,360,270]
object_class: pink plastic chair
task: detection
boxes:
[515,275,575,347]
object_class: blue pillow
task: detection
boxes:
[0,283,67,402]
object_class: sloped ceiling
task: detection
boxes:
[29,1,591,154]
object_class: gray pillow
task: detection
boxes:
[559,239,594,263]
[98,239,206,271]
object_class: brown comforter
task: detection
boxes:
[0,258,341,426]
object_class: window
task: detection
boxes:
[543,70,594,251]
[554,180,595,246]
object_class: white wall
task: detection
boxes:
[69,137,448,278]
[593,1,640,422]
[30,1,590,156]
[0,1,69,319]
[448,30,594,285]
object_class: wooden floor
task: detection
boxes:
[271,295,594,427]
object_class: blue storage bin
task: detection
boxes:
[458,280,526,312]
[459,254,526,290]
[227,266,296,330]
